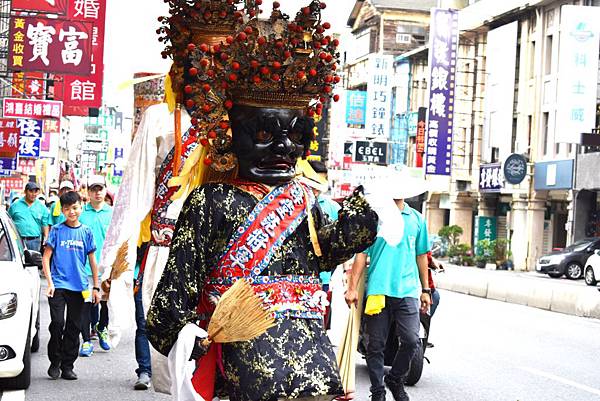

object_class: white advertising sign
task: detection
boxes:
[365,54,394,139]
[555,5,600,143]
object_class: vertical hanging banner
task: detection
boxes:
[555,5,600,143]
[58,0,107,115]
[0,119,21,158]
[17,119,43,159]
[415,107,427,168]
[425,9,459,176]
[11,0,68,14]
[365,54,394,138]
[346,91,367,126]
[8,16,94,75]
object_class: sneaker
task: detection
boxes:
[384,374,410,401]
[90,329,99,340]
[98,327,111,351]
[61,369,78,380]
[370,391,386,401]
[47,364,60,380]
[134,372,151,390]
[79,341,94,357]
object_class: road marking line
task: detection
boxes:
[0,391,25,401]
[520,366,600,396]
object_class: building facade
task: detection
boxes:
[336,0,600,271]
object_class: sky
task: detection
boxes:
[102,0,356,116]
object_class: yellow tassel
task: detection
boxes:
[296,159,328,187]
[164,73,177,113]
[137,213,152,247]
[168,146,208,200]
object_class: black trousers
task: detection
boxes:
[364,297,420,396]
[81,300,109,341]
[48,289,84,370]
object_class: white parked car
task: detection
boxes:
[0,210,42,390]
[584,250,600,287]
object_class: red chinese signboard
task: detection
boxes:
[9,16,93,75]
[11,0,68,15]
[57,0,107,115]
[3,98,63,119]
[0,119,21,158]
[11,72,46,99]
[18,159,37,175]
[1,178,26,192]
[415,107,427,168]
[43,118,61,134]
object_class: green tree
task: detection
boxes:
[438,225,464,246]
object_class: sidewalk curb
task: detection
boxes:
[435,267,600,319]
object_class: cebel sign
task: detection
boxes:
[354,140,388,165]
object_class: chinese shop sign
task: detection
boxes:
[9,16,93,75]
[479,163,504,193]
[17,119,43,159]
[3,98,63,120]
[415,107,427,168]
[354,141,389,165]
[425,9,459,176]
[476,216,497,243]
[0,158,18,171]
[58,0,107,115]
[11,72,45,99]
[0,178,26,192]
[11,0,68,14]
[555,5,600,143]
[365,54,394,138]
[346,91,367,126]
[43,119,61,134]
[0,119,21,158]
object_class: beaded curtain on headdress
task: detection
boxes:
[159,0,341,186]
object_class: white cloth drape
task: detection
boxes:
[168,324,207,401]
[99,103,191,394]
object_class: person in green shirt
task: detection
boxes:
[79,175,113,356]
[345,169,431,401]
[48,180,75,226]
[8,182,50,252]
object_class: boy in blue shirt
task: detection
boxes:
[41,191,100,381]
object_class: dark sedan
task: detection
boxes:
[536,238,600,279]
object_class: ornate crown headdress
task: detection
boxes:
[160,0,341,173]
[157,0,261,97]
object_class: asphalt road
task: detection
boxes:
[1,288,599,401]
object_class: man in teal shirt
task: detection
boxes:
[9,182,50,251]
[346,171,431,401]
[79,175,113,356]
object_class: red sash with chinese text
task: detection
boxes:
[216,180,314,279]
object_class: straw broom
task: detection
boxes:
[101,241,129,297]
[201,278,276,347]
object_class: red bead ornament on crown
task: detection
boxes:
[161,0,341,172]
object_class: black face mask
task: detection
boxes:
[230,105,314,186]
